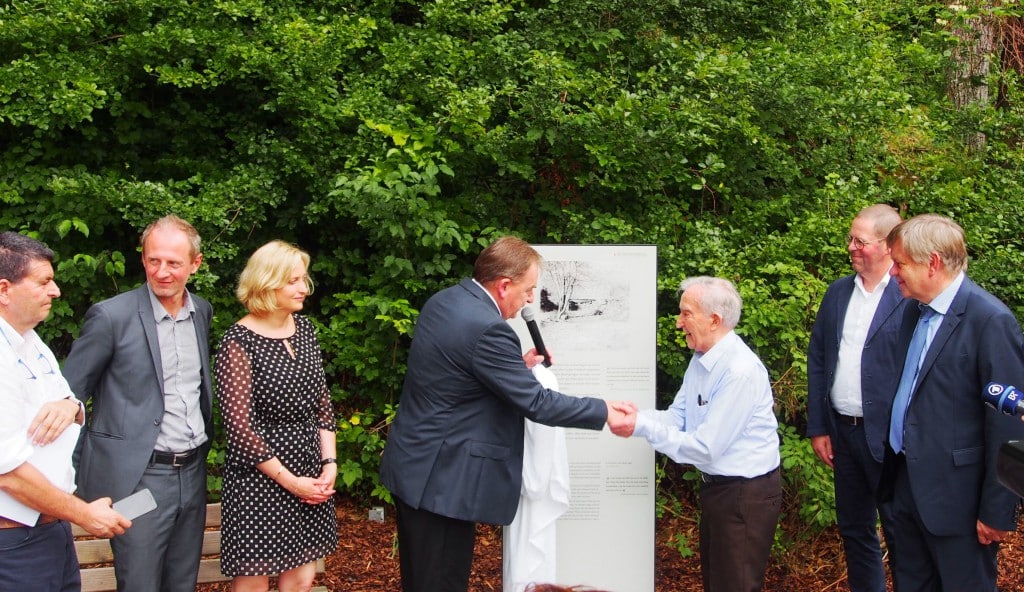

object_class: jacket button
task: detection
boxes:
[153,420,160,426]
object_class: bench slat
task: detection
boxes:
[76,503,325,592]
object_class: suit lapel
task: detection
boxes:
[865,280,903,344]
[832,278,856,348]
[136,286,165,395]
[914,280,970,391]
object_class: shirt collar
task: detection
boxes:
[926,271,965,316]
[147,284,196,321]
[853,265,893,295]
[0,315,28,351]
[472,278,501,314]
[695,330,739,372]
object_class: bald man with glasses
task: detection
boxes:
[807,204,906,592]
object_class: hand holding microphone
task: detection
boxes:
[982,382,1024,420]
[521,306,552,368]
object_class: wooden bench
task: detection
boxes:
[73,502,327,592]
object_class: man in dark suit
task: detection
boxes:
[63,216,214,592]
[807,204,906,592]
[884,213,1024,591]
[379,236,634,592]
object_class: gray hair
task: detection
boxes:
[678,276,742,329]
[887,214,968,274]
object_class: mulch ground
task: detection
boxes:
[198,495,1024,591]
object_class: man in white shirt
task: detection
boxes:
[806,204,905,592]
[613,276,781,592]
[0,231,129,591]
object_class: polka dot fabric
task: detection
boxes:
[215,314,338,576]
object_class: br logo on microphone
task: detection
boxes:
[984,382,1024,418]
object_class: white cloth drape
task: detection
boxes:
[502,364,571,592]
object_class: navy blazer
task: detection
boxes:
[63,285,214,502]
[379,279,607,525]
[807,275,907,462]
[891,277,1024,535]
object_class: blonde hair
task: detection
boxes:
[236,240,313,315]
[141,215,202,260]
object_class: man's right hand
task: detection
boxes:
[607,400,637,437]
[810,435,834,469]
[81,497,131,538]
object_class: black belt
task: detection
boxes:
[699,466,779,486]
[835,413,863,426]
[150,448,200,467]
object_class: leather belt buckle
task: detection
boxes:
[151,448,199,467]
[836,413,863,426]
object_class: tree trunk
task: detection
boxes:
[948,3,995,150]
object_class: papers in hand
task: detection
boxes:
[0,423,80,526]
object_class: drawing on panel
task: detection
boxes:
[536,260,630,351]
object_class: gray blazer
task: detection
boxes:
[63,285,214,502]
[379,278,607,526]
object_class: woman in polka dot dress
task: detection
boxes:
[214,240,338,592]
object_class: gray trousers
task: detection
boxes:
[110,456,207,592]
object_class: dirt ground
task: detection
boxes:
[197,495,1024,592]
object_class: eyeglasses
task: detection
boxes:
[846,234,886,250]
[17,351,56,381]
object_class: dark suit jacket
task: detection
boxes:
[63,285,214,502]
[379,279,607,526]
[890,277,1024,535]
[807,275,907,462]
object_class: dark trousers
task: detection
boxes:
[394,495,476,592]
[889,459,998,592]
[0,520,80,592]
[699,467,782,592]
[110,457,207,592]
[832,419,897,592]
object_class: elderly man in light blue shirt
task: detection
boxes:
[614,276,781,592]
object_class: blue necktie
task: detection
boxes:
[889,305,936,453]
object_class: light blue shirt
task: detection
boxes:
[147,286,207,452]
[633,331,780,477]
[919,271,965,352]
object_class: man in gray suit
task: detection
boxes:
[64,215,214,592]
[380,236,634,592]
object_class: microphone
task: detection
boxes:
[983,382,1024,420]
[520,307,551,367]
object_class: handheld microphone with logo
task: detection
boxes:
[520,306,551,368]
[983,382,1024,420]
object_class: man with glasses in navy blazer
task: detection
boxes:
[807,204,906,592]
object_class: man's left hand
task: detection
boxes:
[977,520,1010,545]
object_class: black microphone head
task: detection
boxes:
[521,306,536,322]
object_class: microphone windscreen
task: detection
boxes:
[521,307,536,322]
